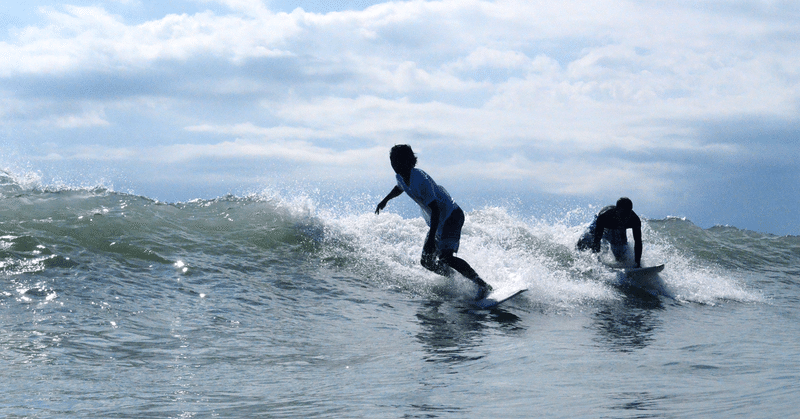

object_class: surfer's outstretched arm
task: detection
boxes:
[375,186,403,214]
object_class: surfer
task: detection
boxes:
[375,144,493,300]
[577,197,643,268]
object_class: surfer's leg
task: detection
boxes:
[604,228,629,261]
[421,250,453,276]
[437,207,492,298]
[609,243,629,261]
[439,251,489,288]
[420,227,452,276]
[441,253,492,300]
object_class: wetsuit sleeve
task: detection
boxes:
[591,207,616,252]
[591,216,605,252]
[631,216,642,266]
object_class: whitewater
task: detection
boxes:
[1,171,798,418]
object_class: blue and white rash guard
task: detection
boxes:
[395,168,458,238]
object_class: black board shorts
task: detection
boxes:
[438,207,465,253]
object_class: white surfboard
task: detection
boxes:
[474,287,527,309]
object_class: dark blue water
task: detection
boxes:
[1,172,798,418]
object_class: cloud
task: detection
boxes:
[2,0,799,233]
[50,109,110,128]
[30,132,384,168]
[0,4,297,76]
[440,153,684,205]
[156,139,385,166]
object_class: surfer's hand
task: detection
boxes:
[375,200,386,214]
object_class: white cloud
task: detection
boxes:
[1,4,298,75]
[201,0,271,16]
[185,122,331,140]
[50,110,110,128]
[69,145,137,161]
[2,0,799,233]
[158,139,386,166]
[449,47,531,72]
[34,134,384,168]
[441,154,683,205]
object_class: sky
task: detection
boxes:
[1,0,798,235]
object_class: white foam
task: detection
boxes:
[274,193,764,308]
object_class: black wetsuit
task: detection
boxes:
[577,205,643,265]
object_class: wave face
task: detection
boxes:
[3,171,799,418]
[3,170,790,309]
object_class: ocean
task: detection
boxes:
[1,171,798,418]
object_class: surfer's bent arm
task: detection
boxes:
[375,186,404,214]
[633,226,643,268]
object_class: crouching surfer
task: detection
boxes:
[577,197,643,268]
[375,144,493,300]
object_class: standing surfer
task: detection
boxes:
[375,144,493,300]
[577,197,643,268]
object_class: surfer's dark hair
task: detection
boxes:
[616,197,633,211]
[390,144,417,168]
